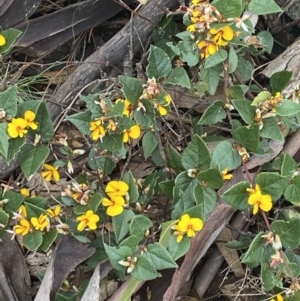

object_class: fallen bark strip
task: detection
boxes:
[46,0,180,122]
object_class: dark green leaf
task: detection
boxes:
[198,100,226,125]
[118,75,143,105]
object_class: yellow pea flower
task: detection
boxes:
[247,184,272,215]
[210,26,234,47]
[76,210,100,231]
[42,164,60,182]
[24,110,38,130]
[102,195,125,217]
[20,188,30,197]
[14,219,31,236]
[221,169,233,181]
[31,214,50,231]
[173,214,203,243]
[0,34,5,46]
[90,120,106,141]
[105,180,129,197]
[46,205,61,218]
[123,125,141,143]
[198,40,218,59]
[271,294,284,301]
[7,118,28,138]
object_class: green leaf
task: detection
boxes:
[197,168,223,189]
[113,210,136,243]
[204,49,227,69]
[0,210,9,227]
[200,66,220,95]
[235,57,253,82]
[261,263,281,291]
[146,45,172,79]
[222,181,251,210]
[226,85,248,99]
[228,45,238,73]
[0,123,9,158]
[104,244,132,272]
[5,137,25,162]
[241,232,275,267]
[88,192,102,212]
[0,85,18,116]
[181,135,211,170]
[0,29,22,54]
[67,110,92,136]
[23,231,43,251]
[159,220,178,248]
[105,101,125,118]
[123,171,139,203]
[210,140,242,171]
[177,38,199,67]
[198,100,226,125]
[142,131,158,159]
[193,185,217,220]
[173,171,195,204]
[212,0,244,18]
[3,190,24,217]
[257,31,273,54]
[275,99,300,116]
[284,176,300,205]
[231,99,255,125]
[100,134,124,152]
[40,230,58,252]
[35,102,54,142]
[168,234,190,261]
[165,145,184,173]
[119,235,141,248]
[159,180,174,200]
[130,215,152,238]
[248,0,282,15]
[166,67,191,89]
[255,172,290,201]
[270,71,293,94]
[172,190,195,220]
[232,125,260,152]
[131,255,160,280]
[18,144,50,179]
[281,153,297,177]
[118,75,143,105]
[144,242,178,270]
[260,117,284,141]
[271,219,300,249]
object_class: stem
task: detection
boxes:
[261,211,271,231]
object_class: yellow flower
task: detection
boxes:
[222,169,233,181]
[31,214,50,231]
[187,24,197,33]
[102,195,125,216]
[14,219,31,236]
[42,164,60,182]
[210,26,234,46]
[76,210,100,231]
[20,188,30,197]
[46,205,61,218]
[105,180,129,197]
[271,294,284,301]
[24,110,38,130]
[198,40,218,59]
[7,118,28,138]
[173,214,203,243]
[0,34,5,46]
[247,184,272,215]
[123,124,141,143]
[90,120,106,141]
